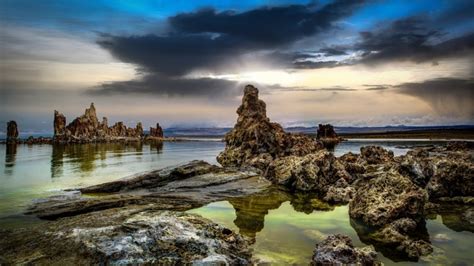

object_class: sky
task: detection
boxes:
[0,0,473,134]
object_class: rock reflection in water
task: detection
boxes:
[350,218,431,262]
[228,188,337,242]
[4,144,17,175]
[50,142,161,178]
[426,204,474,233]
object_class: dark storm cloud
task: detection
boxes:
[90,75,242,98]
[97,0,364,77]
[395,78,474,116]
[168,1,364,46]
[293,60,343,69]
[355,17,474,65]
[318,47,347,56]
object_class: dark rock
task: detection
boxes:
[360,146,394,164]
[0,208,252,264]
[6,121,19,144]
[217,85,322,171]
[149,123,164,138]
[311,234,380,265]
[370,219,433,260]
[316,124,342,149]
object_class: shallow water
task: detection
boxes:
[0,139,472,264]
[188,189,474,265]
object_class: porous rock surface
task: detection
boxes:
[0,208,251,265]
[217,85,322,171]
[311,234,380,265]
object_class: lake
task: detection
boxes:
[0,139,472,265]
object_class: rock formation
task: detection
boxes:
[0,208,252,265]
[53,103,146,143]
[217,84,322,171]
[316,124,342,149]
[6,121,19,144]
[311,234,380,265]
[149,123,164,138]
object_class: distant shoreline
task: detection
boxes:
[338,128,474,140]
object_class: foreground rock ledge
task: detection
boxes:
[26,160,271,220]
[0,207,251,264]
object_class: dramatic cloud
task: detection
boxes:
[395,78,474,117]
[90,75,242,98]
[95,1,365,96]
[168,1,364,46]
[355,17,474,65]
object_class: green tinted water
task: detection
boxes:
[188,189,474,265]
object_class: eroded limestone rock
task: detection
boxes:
[217,85,322,171]
[349,168,427,227]
[0,208,251,264]
[53,103,146,143]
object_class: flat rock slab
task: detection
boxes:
[0,207,252,265]
[27,160,271,220]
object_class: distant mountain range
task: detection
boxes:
[164,125,474,137]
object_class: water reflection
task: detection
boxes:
[50,142,162,178]
[228,189,337,242]
[426,204,474,233]
[4,144,17,175]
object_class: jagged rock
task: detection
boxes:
[323,178,355,204]
[0,208,251,264]
[217,85,322,171]
[267,150,350,192]
[54,111,66,137]
[349,168,427,227]
[316,124,342,149]
[149,123,164,138]
[360,146,394,164]
[6,121,19,143]
[311,234,380,265]
[54,103,147,143]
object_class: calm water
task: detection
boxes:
[0,139,472,265]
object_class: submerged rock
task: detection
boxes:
[370,218,433,260]
[6,121,19,144]
[311,234,380,265]
[217,85,322,171]
[0,208,251,264]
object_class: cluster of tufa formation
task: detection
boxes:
[53,103,163,143]
[316,123,342,149]
[217,85,323,171]
[218,84,474,261]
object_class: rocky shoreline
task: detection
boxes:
[0,85,472,265]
